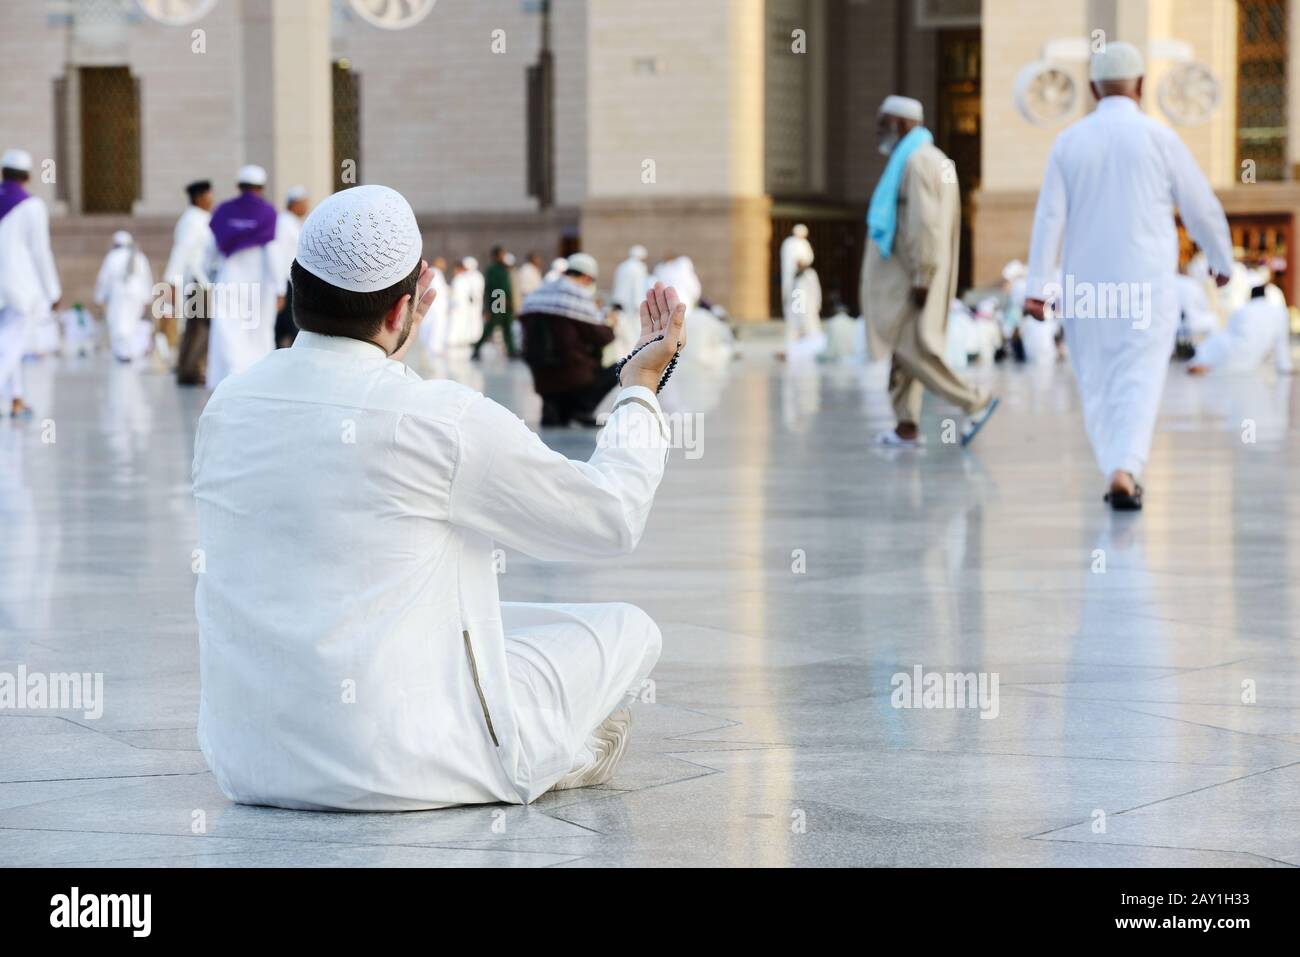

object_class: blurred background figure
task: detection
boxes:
[612,244,649,314]
[275,185,309,348]
[782,250,823,362]
[168,179,214,385]
[205,164,285,389]
[521,252,615,427]
[516,251,544,305]
[417,256,450,362]
[1189,280,1294,377]
[93,230,154,363]
[0,147,60,418]
[654,254,701,311]
[473,245,519,360]
[780,224,813,322]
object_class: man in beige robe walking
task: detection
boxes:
[860,95,998,448]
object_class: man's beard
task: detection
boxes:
[877,132,899,156]
[390,301,415,356]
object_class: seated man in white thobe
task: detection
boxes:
[193,185,686,810]
[1189,282,1293,376]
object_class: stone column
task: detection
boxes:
[240,0,332,205]
[581,0,771,320]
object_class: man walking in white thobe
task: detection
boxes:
[612,245,649,314]
[1024,42,1233,510]
[205,164,287,389]
[167,179,215,384]
[94,231,155,362]
[193,185,687,810]
[0,149,61,418]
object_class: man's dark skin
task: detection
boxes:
[1021,75,1230,499]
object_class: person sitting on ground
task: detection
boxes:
[193,185,687,810]
[521,252,619,427]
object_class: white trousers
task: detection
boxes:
[0,306,28,405]
[502,602,661,802]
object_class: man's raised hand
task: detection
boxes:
[622,282,687,391]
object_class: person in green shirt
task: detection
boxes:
[473,245,519,359]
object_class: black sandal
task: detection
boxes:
[1103,483,1144,511]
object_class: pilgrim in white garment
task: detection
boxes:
[448,260,481,347]
[94,231,156,362]
[1189,285,1294,376]
[0,148,61,417]
[545,257,568,283]
[1177,260,1219,338]
[784,259,825,362]
[654,256,702,312]
[612,245,650,314]
[193,185,687,810]
[780,224,814,320]
[204,165,287,389]
[167,181,215,383]
[1025,43,1233,509]
[417,258,451,359]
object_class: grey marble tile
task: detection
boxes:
[3,346,1298,866]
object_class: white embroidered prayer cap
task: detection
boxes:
[285,185,308,203]
[1090,41,1144,82]
[566,252,599,280]
[629,244,647,260]
[463,256,479,270]
[237,164,268,187]
[2,149,33,172]
[295,184,424,293]
[112,230,133,246]
[793,223,809,238]
[879,95,924,122]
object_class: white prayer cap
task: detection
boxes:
[1001,259,1027,282]
[2,149,32,172]
[629,244,647,260]
[793,223,809,238]
[879,95,924,122]
[285,185,308,203]
[237,164,267,187]
[463,256,479,270]
[1089,41,1144,82]
[295,184,424,294]
[551,257,568,272]
[112,230,133,246]
[566,252,599,280]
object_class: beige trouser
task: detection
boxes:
[887,308,987,425]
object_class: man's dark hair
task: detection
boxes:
[2,168,29,183]
[186,180,211,202]
[291,259,422,340]
[491,244,504,259]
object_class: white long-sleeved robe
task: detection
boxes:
[276,209,303,278]
[164,205,212,297]
[611,255,649,314]
[417,265,451,358]
[193,331,670,809]
[654,257,702,312]
[1192,296,1293,375]
[94,245,155,361]
[0,193,61,405]
[1027,96,1233,478]
[780,233,814,317]
[205,234,287,389]
[448,269,482,347]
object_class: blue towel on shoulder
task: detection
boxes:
[867,126,933,260]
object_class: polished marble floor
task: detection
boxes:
[2,336,1298,867]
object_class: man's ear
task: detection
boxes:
[385,294,413,332]
[1135,76,1143,100]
